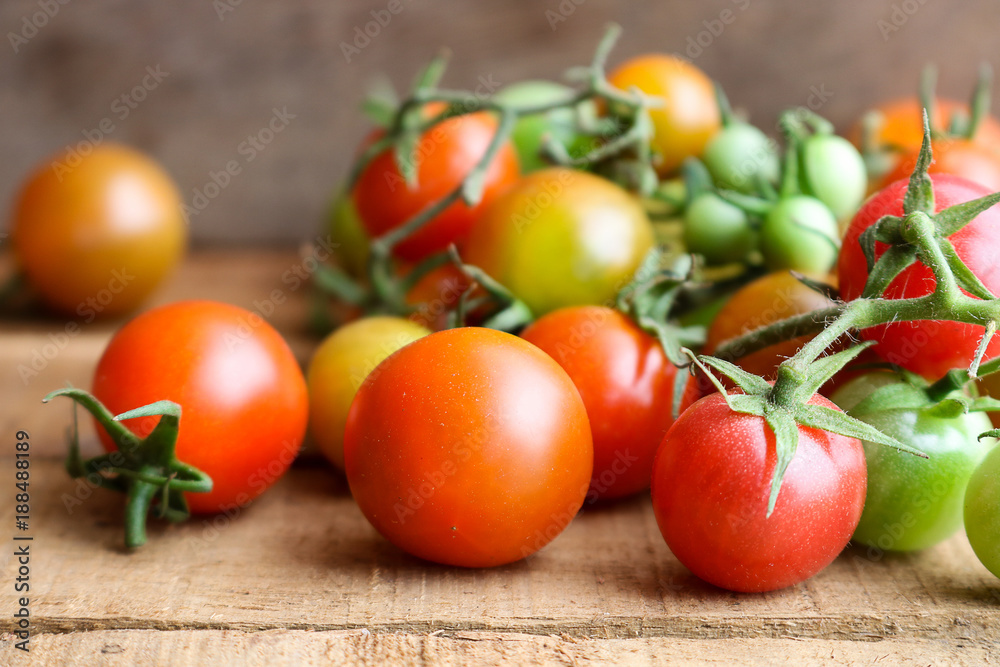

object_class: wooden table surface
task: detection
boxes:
[2,251,999,666]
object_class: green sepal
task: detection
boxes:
[446,247,534,333]
[681,157,714,205]
[861,244,916,299]
[462,109,517,207]
[793,403,924,457]
[847,381,931,417]
[969,320,998,378]
[393,126,422,189]
[967,63,993,140]
[762,407,799,517]
[699,355,772,395]
[935,191,1000,238]
[361,76,400,128]
[43,387,213,549]
[902,111,935,216]
[791,341,876,403]
[979,429,1000,442]
[311,262,368,306]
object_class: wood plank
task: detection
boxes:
[1,460,999,646]
[3,630,996,667]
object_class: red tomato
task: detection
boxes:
[881,139,1000,191]
[344,327,593,567]
[352,110,520,261]
[838,175,1000,379]
[521,306,697,501]
[92,300,309,514]
[651,391,867,593]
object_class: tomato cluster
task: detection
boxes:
[17,30,1000,595]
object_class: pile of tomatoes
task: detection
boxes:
[10,32,1000,594]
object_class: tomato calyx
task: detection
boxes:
[43,387,212,549]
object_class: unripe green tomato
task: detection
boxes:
[494,81,594,172]
[760,195,839,274]
[683,193,755,265]
[702,123,779,193]
[307,316,431,470]
[965,444,1000,578]
[831,372,995,552]
[800,134,867,223]
[327,191,370,278]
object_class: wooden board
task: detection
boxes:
[2,251,1000,664]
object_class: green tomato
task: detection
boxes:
[760,195,839,274]
[307,316,431,470]
[831,372,995,552]
[965,444,1000,578]
[683,193,755,265]
[465,168,654,316]
[800,134,867,223]
[494,81,594,172]
[702,122,779,194]
[327,191,370,278]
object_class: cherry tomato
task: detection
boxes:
[799,134,867,223]
[704,271,838,380]
[464,168,654,316]
[607,55,721,174]
[881,139,1000,192]
[92,300,308,514]
[521,306,698,501]
[849,97,1000,157]
[326,190,370,278]
[307,316,431,470]
[838,175,1000,379]
[760,196,839,274]
[831,372,994,551]
[702,122,779,194]
[352,110,520,262]
[344,327,593,567]
[965,443,1000,578]
[683,192,755,265]
[11,143,186,318]
[651,391,867,593]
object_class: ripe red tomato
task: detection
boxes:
[352,110,520,261]
[521,306,697,501]
[11,143,186,318]
[704,271,838,380]
[838,175,1000,379]
[651,391,867,593]
[607,54,721,174]
[92,300,309,514]
[881,139,1000,192]
[344,327,593,567]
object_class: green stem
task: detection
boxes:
[124,475,158,549]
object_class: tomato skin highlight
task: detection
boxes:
[838,174,1000,380]
[92,300,309,514]
[11,143,186,317]
[651,392,867,593]
[352,112,520,262]
[344,327,593,568]
[521,306,697,501]
[465,168,654,317]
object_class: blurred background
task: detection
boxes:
[3,0,1000,246]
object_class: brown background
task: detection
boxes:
[2,0,999,245]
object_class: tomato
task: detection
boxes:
[838,175,1000,379]
[11,143,186,317]
[464,168,654,316]
[352,110,520,262]
[326,190,370,278]
[759,196,839,274]
[849,97,1000,157]
[799,133,867,223]
[702,122,779,194]
[965,443,1000,578]
[831,372,994,551]
[651,391,867,593]
[881,139,1000,192]
[704,271,838,380]
[91,300,308,514]
[307,316,430,471]
[683,192,755,265]
[521,306,697,501]
[403,263,473,331]
[344,327,593,567]
[494,80,596,172]
[607,55,721,174]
